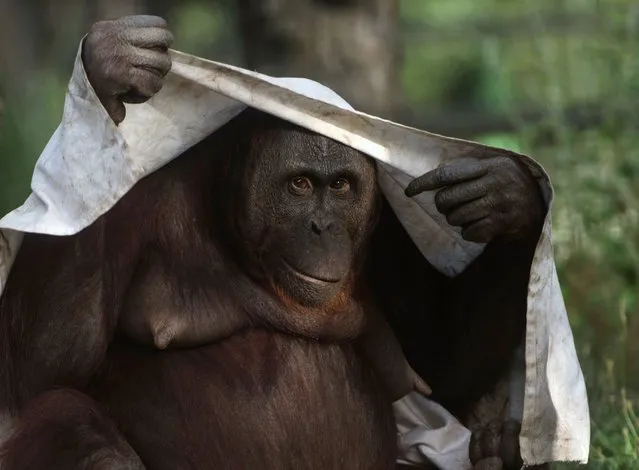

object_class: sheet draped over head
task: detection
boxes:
[0,41,589,468]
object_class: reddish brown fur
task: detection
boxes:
[1,389,144,470]
[87,330,397,469]
[0,109,538,470]
[367,199,540,421]
[0,112,399,469]
[270,272,363,327]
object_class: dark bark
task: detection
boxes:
[90,0,144,21]
[236,0,401,117]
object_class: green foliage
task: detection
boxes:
[167,1,242,65]
[0,70,67,215]
[170,2,223,55]
[537,128,639,468]
[400,0,639,467]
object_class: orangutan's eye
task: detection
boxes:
[329,178,350,194]
[289,176,313,195]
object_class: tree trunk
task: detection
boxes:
[91,0,144,21]
[236,0,401,117]
[0,0,40,86]
[143,0,176,21]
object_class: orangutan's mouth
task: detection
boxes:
[281,259,342,285]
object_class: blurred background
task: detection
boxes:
[0,0,637,467]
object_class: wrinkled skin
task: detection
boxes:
[405,155,544,244]
[236,122,380,307]
[82,15,174,124]
[1,14,549,470]
[469,420,525,470]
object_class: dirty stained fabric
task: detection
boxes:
[0,41,589,468]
